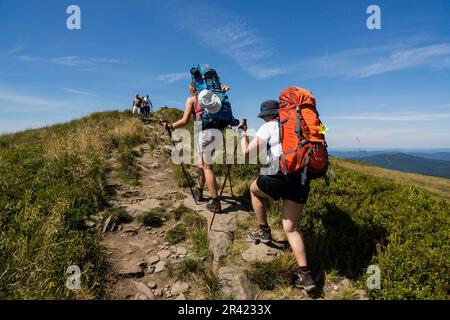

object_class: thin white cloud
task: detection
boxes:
[62,88,98,97]
[0,88,98,113]
[157,72,190,83]
[16,55,36,62]
[358,44,450,77]
[50,56,119,67]
[166,2,278,79]
[1,45,24,57]
[295,43,450,79]
[328,112,450,122]
[166,2,450,80]
[17,55,120,70]
[0,91,58,107]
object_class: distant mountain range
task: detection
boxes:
[340,153,450,179]
[330,150,450,162]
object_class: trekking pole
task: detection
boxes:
[164,124,198,205]
[209,129,239,230]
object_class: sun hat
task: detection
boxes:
[257,100,279,118]
[198,89,222,114]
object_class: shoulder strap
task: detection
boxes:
[192,95,200,120]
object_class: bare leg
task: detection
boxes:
[202,154,218,198]
[197,166,206,189]
[282,200,308,267]
[250,180,269,226]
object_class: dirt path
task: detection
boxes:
[102,122,190,300]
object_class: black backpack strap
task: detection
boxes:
[279,118,289,175]
[301,148,313,185]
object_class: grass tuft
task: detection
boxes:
[247,253,297,290]
[137,208,165,227]
[165,224,187,245]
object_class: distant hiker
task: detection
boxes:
[164,81,223,212]
[148,95,153,112]
[238,91,331,293]
[132,94,143,116]
[143,95,153,118]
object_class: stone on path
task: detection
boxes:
[241,242,283,263]
[157,250,171,260]
[171,282,190,295]
[117,259,145,278]
[147,255,160,265]
[126,198,160,214]
[154,261,166,273]
[176,247,188,255]
[133,281,155,300]
[219,266,257,300]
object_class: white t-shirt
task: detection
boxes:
[255,120,281,175]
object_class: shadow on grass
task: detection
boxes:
[303,203,388,281]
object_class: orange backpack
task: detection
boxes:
[278,86,335,185]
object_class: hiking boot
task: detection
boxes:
[206,198,221,213]
[193,188,205,202]
[250,226,272,244]
[295,268,316,292]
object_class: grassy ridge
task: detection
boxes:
[0,111,146,299]
[333,158,450,202]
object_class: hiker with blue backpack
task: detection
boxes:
[238,87,334,293]
[143,95,152,118]
[164,65,237,213]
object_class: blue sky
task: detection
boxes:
[1,0,450,148]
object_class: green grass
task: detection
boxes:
[331,287,358,300]
[165,223,187,245]
[190,228,210,258]
[246,253,297,290]
[171,204,194,221]
[108,207,133,225]
[200,268,224,300]
[0,111,146,299]
[137,208,165,227]
[333,158,450,202]
[172,164,193,188]
[180,209,207,229]
[116,147,141,186]
[165,260,175,278]
[325,269,341,283]
[177,258,205,280]
[300,162,450,300]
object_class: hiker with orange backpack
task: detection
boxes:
[164,65,236,212]
[238,87,333,292]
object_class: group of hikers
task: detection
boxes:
[162,64,333,293]
[131,94,153,118]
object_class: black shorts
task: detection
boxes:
[256,172,310,204]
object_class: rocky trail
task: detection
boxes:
[100,119,367,300]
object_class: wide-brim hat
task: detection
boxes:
[198,89,222,114]
[258,100,279,118]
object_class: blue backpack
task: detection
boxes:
[190,64,235,129]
